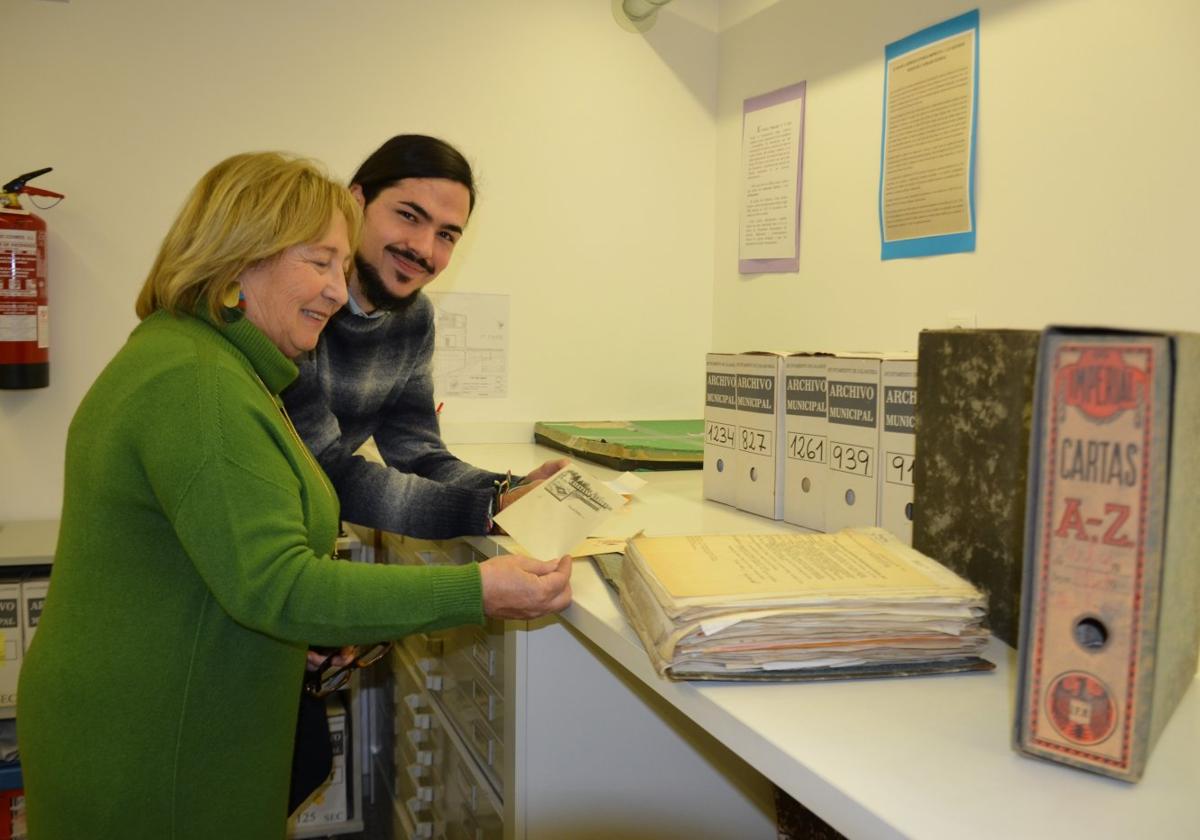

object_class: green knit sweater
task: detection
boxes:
[17,310,483,840]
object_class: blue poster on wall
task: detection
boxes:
[879,10,980,260]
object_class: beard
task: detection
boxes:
[353,253,424,313]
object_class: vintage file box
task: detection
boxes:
[783,353,829,531]
[824,353,881,531]
[911,329,1041,649]
[735,352,786,520]
[1015,328,1200,782]
[878,354,917,543]
[289,699,349,830]
[20,575,49,651]
[0,580,21,708]
[703,352,739,507]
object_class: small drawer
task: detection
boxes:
[469,637,496,679]
[404,798,434,840]
[469,718,499,771]
[468,676,503,724]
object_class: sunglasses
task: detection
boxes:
[304,641,392,699]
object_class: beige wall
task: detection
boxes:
[0,0,719,520]
[714,0,1200,351]
[7,0,1197,521]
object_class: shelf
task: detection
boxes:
[0,520,58,567]
[0,762,22,791]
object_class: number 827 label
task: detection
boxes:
[737,427,773,456]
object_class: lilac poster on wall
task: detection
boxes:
[738,81,806,275]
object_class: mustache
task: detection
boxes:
[385,245,434,275]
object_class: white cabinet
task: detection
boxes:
[374,531,777,840]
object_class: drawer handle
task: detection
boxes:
[471,640,495,675]
[470,720,496,765]
[470,680,495,719]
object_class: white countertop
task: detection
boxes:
[454,442,1200,840]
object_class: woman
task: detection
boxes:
[17,152,571,839]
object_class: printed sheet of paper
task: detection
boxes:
[636,531,960,600]
[494,465,625,561]
[604,472,647,496]
[739,81,806,273]
[428,292,508,398]
[879,10,978,259]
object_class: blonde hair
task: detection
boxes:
[136,152,362,321]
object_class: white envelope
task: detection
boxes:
[494,464,625,561]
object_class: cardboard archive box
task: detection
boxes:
[288,699,349,831]
[824,354,882,531]
[734,352,787,520]
[878,354,918,543]
[1015,327,1200,782]
[911,329,1040,649]
[0,581,21,709]
[782,353,829,531]
[19,576,49,652]
[703,353,739,507]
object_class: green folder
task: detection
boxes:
[533,420,703,471]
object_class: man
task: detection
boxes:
[282,135,565,538]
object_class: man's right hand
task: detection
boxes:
[479,554,573,619]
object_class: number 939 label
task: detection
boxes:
[830,442,872,477]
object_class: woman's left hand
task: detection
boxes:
[306,646,356,672]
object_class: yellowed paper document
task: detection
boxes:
[881,30,975,242]
[739,97,804,261]
[642,532,943,598]
[494,464,625,561]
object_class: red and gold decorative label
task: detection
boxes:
[1025,338,1162,773]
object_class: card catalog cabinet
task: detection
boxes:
[378,534,504,840]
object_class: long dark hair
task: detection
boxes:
[351,134,476,212]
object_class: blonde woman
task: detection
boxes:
[18,152,571,840]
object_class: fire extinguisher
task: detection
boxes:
[1,168,64,389]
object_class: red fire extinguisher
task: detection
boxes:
[1,168,64,389]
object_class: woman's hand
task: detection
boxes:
[479,554,573,619]
[305,646,356,672]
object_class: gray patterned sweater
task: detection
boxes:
[282,294,505,539]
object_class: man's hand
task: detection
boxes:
[479,554,573,619]
[498,479,542,514]
[522,458,570,483]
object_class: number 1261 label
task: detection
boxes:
[787,432,826,464]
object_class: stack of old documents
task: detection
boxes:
[618,528,992,680]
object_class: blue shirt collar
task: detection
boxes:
[346,290,385,319]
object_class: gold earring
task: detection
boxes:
[222,282,241,308]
